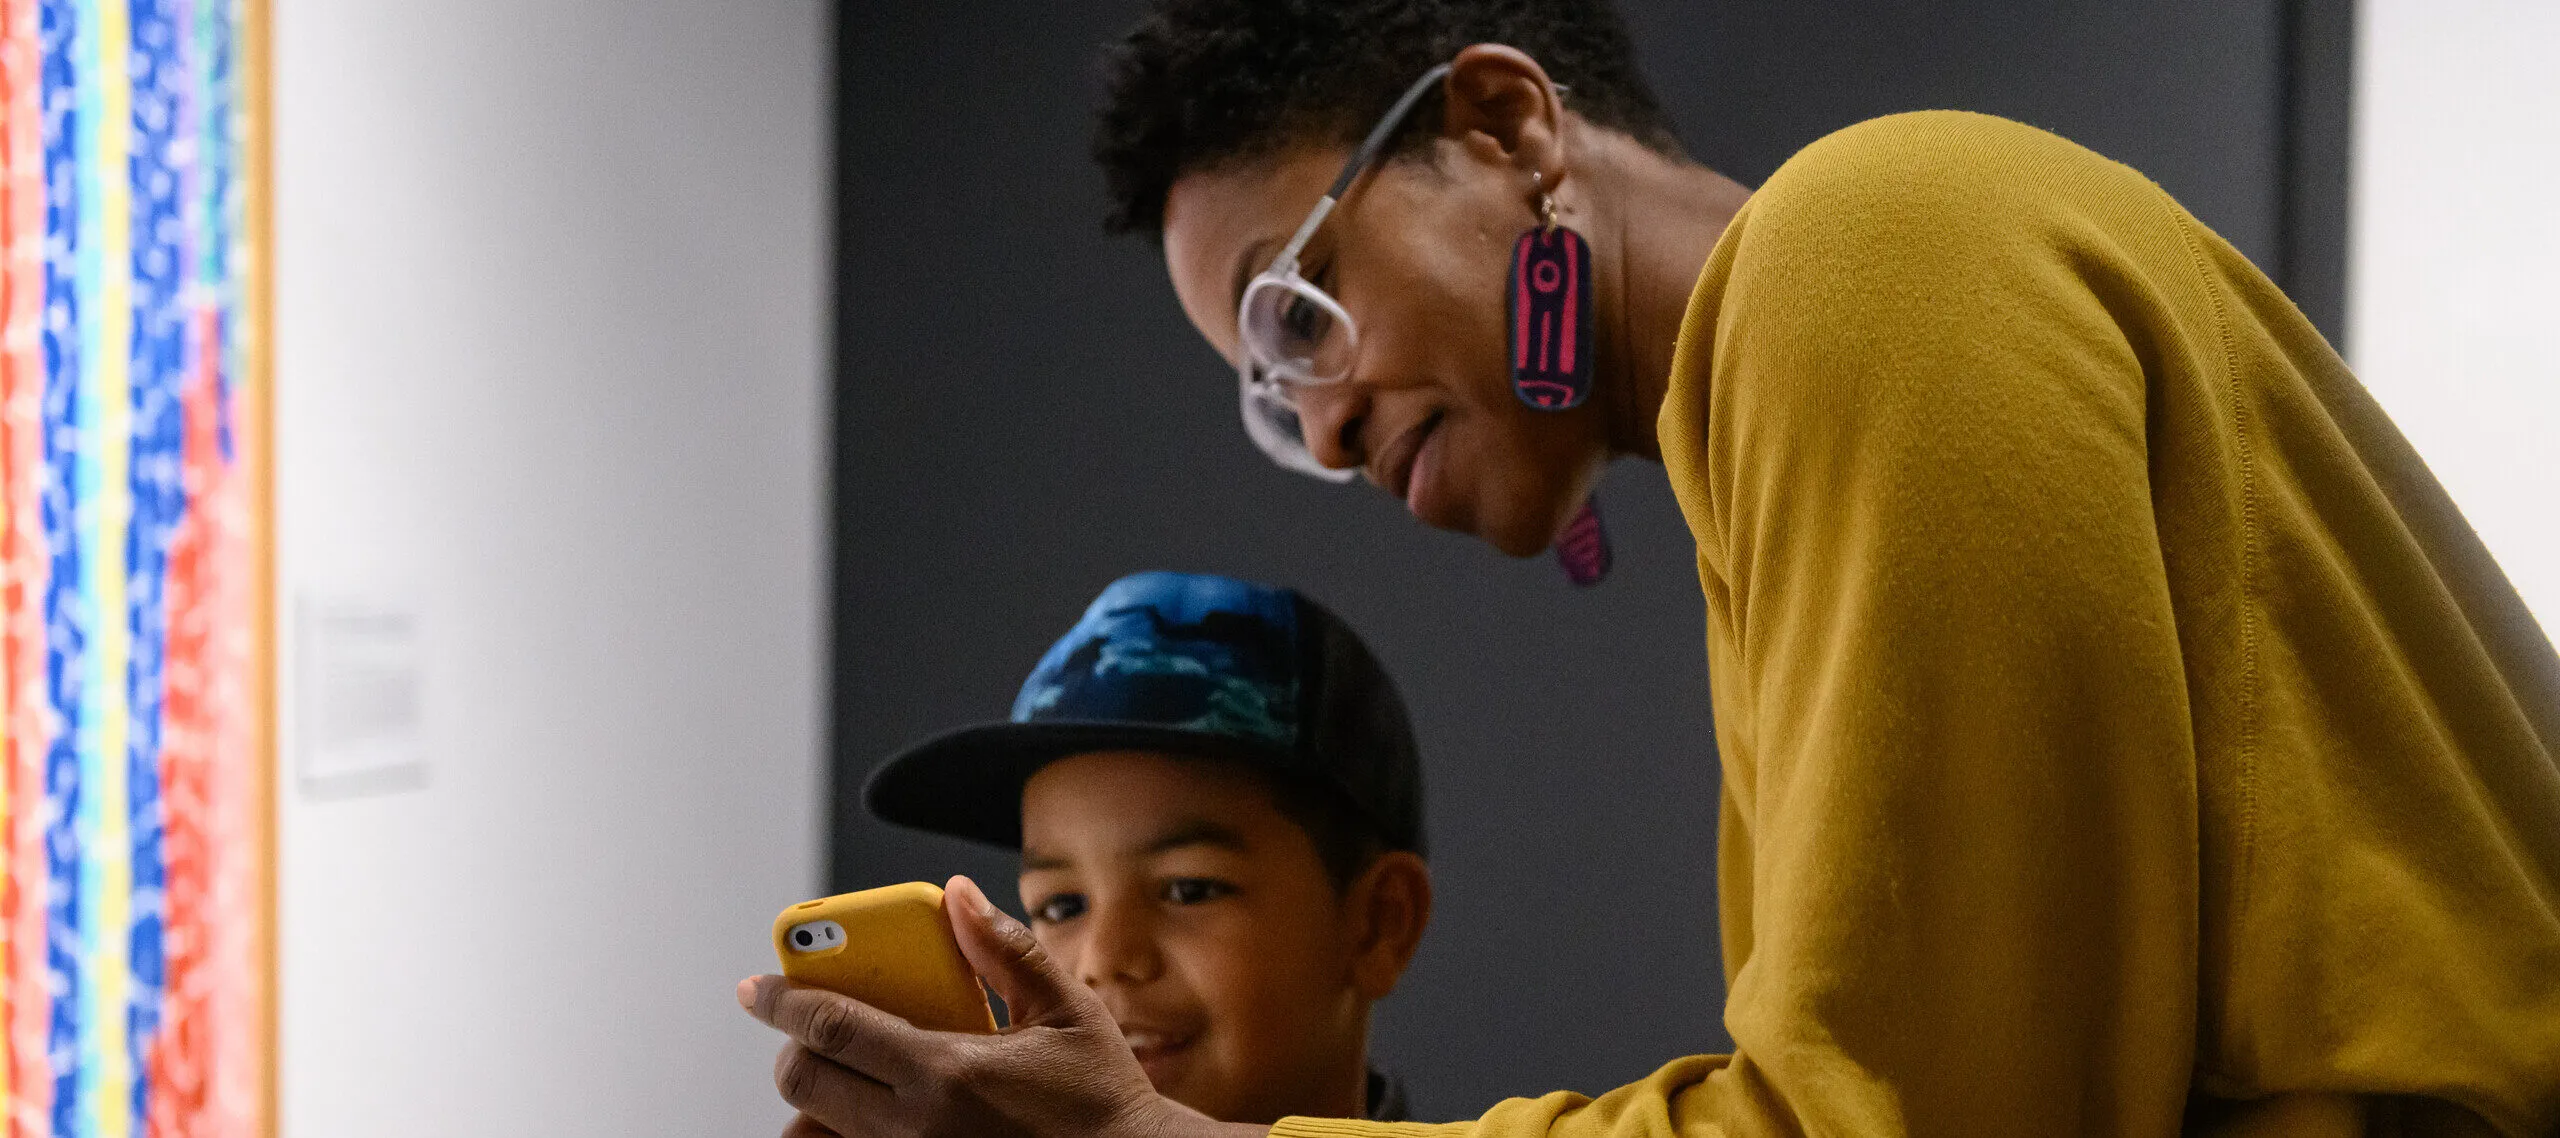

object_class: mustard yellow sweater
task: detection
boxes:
[1278,112,2560,1138]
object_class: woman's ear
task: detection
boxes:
[1346,851,1434,1001]
[1440,43,1567,183]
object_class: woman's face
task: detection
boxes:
[1162,142,1613,558]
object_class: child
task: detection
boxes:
[862,571,1433,1125]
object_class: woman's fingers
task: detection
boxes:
[772,1042,896,1133]
[737,939,1188,1138]
[943,874,1104,1032]
[743,976,929,1086]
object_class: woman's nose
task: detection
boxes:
[1291,381,1371,477]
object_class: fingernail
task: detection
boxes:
[952,874,998,920]
[736,977,760,1011]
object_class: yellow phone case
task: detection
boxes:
[772,881,998,1035]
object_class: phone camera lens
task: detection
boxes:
[793,929,813,948]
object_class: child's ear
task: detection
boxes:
[1346,851,1433,1001]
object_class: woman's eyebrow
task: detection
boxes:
[1020,848,1071,872]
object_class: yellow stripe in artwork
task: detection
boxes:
[81,0,135,1130]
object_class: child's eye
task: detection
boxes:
[1160,878,1234,906]
[1029,893,1087,924]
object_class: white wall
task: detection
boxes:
[272,2,828,1135]
[2348,0,2560,632]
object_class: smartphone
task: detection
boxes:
[772,881,999,1034]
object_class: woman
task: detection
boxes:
[743,2,2560,1135]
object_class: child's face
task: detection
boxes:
[1017,750,1381,1124]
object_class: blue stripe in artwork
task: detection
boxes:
[38,0,88,1131]
[201,0,231,461]
[124,0,190,1120]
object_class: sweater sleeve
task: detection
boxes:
[1278,112,2216,1138]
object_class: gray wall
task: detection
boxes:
[832,1,2322,1119]
[277,1,829,1134]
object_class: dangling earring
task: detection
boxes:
[1508,174,1613,587]
[1555,496,1612,587]
[1508,171,1596,411]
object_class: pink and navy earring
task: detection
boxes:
[1555,497,1611,587]
[1508,173,1614,587]
[1508,171,1595,411]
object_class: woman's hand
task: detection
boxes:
[739,875,1267,1138]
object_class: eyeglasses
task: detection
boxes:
[1236,63,1454,482]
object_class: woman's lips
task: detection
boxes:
[1374,411,1447,523]
[1404,417,1447,523]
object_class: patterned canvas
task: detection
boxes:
[0,0,270,1136]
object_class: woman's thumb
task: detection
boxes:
[943,875,1094,1031]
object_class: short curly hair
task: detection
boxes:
[1094,0,1684,238]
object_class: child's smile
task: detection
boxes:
[1114,1015,1202,1086]
[1015,749,1428,1124]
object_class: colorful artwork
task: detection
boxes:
[0,0,271,1136]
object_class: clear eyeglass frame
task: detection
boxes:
[1233,63,1454,483]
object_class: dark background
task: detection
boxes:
[831,1,2351,1119]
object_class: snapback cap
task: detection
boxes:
[864,571,1425,856]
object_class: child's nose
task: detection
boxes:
[1075,902,1165,987]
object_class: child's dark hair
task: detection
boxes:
[1094,0,1685,239]
[1266,770,1399,892]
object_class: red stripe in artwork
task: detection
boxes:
[148,306,225,1138]
[0,2,48,1133]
